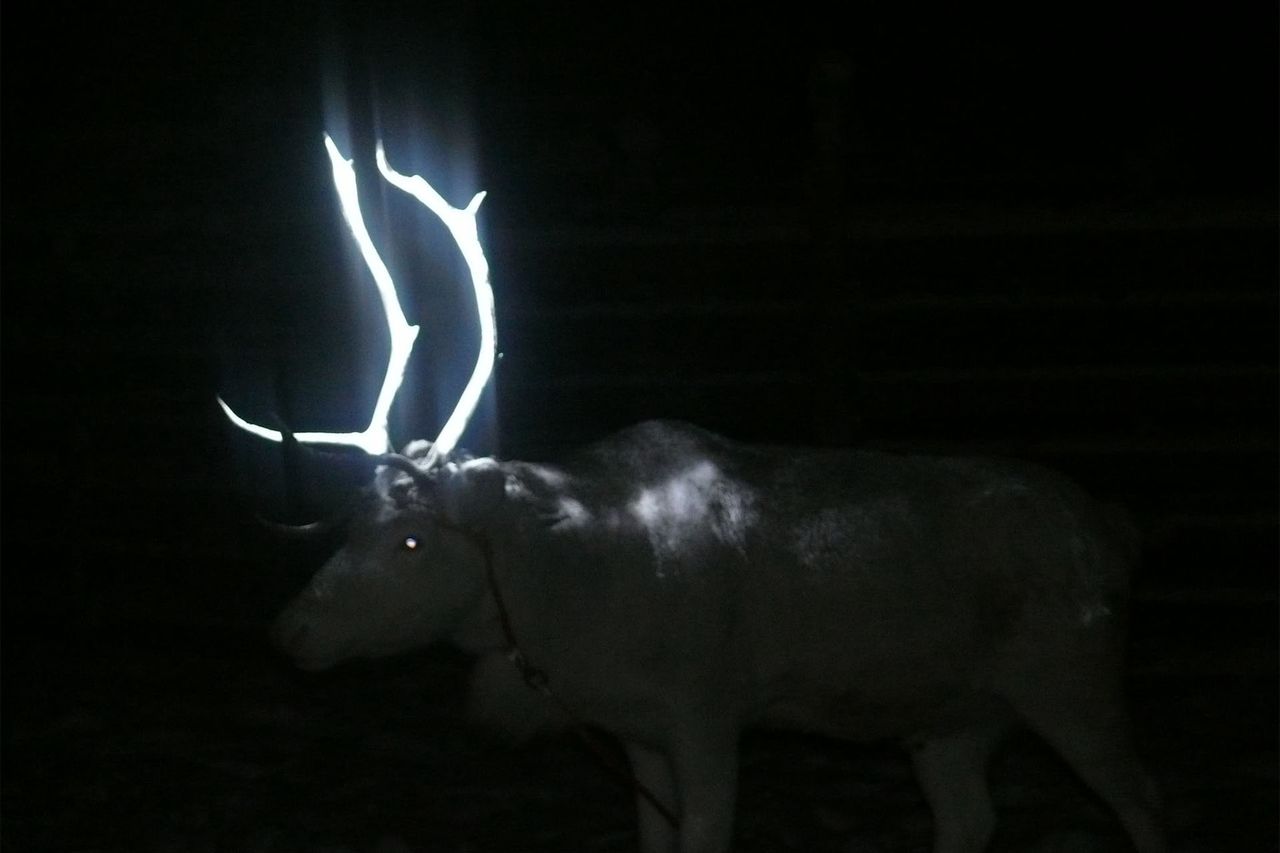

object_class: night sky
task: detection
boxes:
[3,3,1277,851]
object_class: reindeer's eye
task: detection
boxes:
[402,536,420,551]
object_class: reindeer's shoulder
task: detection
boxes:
[571,420,740,470]
[613,418,725,448]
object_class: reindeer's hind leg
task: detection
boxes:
[1016,694,1166,852]
[907,724,1007,853]
[998,633,1168,853]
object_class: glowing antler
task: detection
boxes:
[376,144,495,469]
[218,134,495,466]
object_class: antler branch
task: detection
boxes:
[218,134,496,467]
[376,144,496,470]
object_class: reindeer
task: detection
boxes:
[219,136,1168,853]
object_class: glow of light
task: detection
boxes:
[376,143,495,469]
[218,134,496,465]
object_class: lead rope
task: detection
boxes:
[464,529,682,831]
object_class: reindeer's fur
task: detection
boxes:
[273,420,1167,853]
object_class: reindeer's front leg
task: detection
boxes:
[669,727,740,853]
[625,741,678,853]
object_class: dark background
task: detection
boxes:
[3,3,1276,851]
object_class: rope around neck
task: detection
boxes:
[463,528,681,831]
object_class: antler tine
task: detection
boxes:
[257,424,374,538]
[256,516,341,541]
[376,144,497,471]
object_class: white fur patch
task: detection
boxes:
[628,461,758,576]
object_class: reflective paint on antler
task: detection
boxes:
[376,143,496,469]
[219,135,498,463]
[322,134,421,454]
[217,135,420,455]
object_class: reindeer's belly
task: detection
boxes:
[757,676,1013,742]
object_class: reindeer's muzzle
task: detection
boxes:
[270,602,342,672]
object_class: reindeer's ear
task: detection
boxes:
[439,458,507,529]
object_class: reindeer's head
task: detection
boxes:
[218,135,500,669]
[270,442,509,671]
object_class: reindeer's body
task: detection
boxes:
[273,420,1167,853]
[228,136,1163,853]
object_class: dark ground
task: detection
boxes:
[1,581,1276,852]
[3,3,1277,851]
